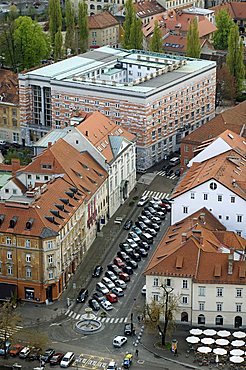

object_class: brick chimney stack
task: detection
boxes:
[181,233,187,243]
[11,158,20,176]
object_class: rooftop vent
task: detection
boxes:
[9,216,18,228]
[26,218,34,230]
[45,216,55,223]
[50,210,60,218]
[65,191,74,198]
[70,187,78,194]
[60,198,69,205]
[55,204,65,212]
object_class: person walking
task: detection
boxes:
[135,349,139,358]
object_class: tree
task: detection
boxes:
[0,6,18,70]
[129,16,143,50]
[0,302,21,358]
[226,23,245,97]
[149,21,162,53]
[48,0,62,46]
[54,28,63,61]
[65,0,75,54]
[145,284,179,346]
[213,9,234,50]
[14,16,50,71]
[122,0,135,49]
[14,328,49,352]
[217,64,236,103]
[186,17,201,58]
[77,0,88,53]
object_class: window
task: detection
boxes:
[199,302,205,311]
[182,296,188,304]
[185,145,189,153]
[237,215,243,223]
[204,193,208,200]
[226,216,229,220]
[190,192,195,199]
[36,175,40,180]
[166,278,171,287]
[217,303,222,311]
[153,294,159,302]
[26,254,31,262]
[48,270,54,279]
[219,215,222,219]
[198,314,205,325]
[7,266,13,275]
[217,287,223,297]
[28,174,31,179]
[210,182,217,190]
[236,288,242,298]
[7,251,12,260]
[182,280,188,289]
[153,278,159,287]
[25,239,30,248]
[236,230,242,236]
[48,255,53,264]
[13,189,17,195]
[236,304,242,312]
[6,237,11,245]
[183,206,188,214]
[215,315,223,325]
[44,176,48,181]
[218,195,222,202]
[26,267,32,278]
[198,286,205,296]
[231,196,235,203]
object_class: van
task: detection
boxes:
[141,284,146,295]
[137,195,149,207]
[60,352,75,368]
[140,232,153,244]
[169,157,180,167]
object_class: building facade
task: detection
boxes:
[19,47,216,171]
[88,12,120,48]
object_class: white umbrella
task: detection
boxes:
[201,338,215,345]
[230,356,244,364]
[230,349,244,356]
[190,328,203,336]
[203,329,217,336]
[186,336,200,344]
[217,330,231,337]
[197,346,212,354]
[233,331,246,339]
[213,348,227,356]
[231,340,245,347]
[216,339,230,346]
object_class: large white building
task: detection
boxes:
[33,111,136,217]
[19,46,216,171]
[145,208,246,328]
[171,146,246,238]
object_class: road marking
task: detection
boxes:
[76,314,81,320]
[101,318,106,323]
[110,318,114,323]
[68,311,73,317]
[65,309,70,315]
[72,312,77,319]
[106,318,110,323]
[115,318,119,323]
[119,318,124,323]
[124,317,128,323]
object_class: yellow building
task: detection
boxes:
[88,11,119,49]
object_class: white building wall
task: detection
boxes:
[0,179,23,200]
[188,138,231,167]
[171,180,246,238]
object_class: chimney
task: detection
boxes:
[199,212,205,223]
[85,130,89,137]
[11,158,20,176]
[192,217,198,227]
[228,251,234,275]
[48,142,52,148]
[181,233,187,243]
[199,235,203,246]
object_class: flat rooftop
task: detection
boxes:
[20,46,216,95]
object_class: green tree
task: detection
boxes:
[48,0,62,46]
[129,16,143,50]
[0,5,19,70]
[122,0,135,49]
[54,27,63,61]
[149,21,162,52]
[65,0,75,54]
[77,0,88,53]
[226,23,245,97]
[0,302,21,358]
[14,16,50,71]
[186,17,201,58]
[217,64,236,103]
[213,9,234,50]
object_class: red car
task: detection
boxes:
[119,272,130,282]
[106,293,118,303]
[113,257,125,268]
[50,352,64,366]
[159,202,171,211]
[9,344,24,357]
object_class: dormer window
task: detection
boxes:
[42,164,52,169]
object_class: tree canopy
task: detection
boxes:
[78,0,88,53]
[48,0,62,46]
[122,0,143,50]
[65,0,75,53]
[149,21,163,53]
[186,17,201,58]
[0,302,21,358]
[213,9,234,50]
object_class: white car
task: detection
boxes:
[137,195,149,207]
[19,347,30,358]
[60,352,75,368]
[102,277,115,290]
[128,232,140,243]
[107,361,117,370]
[113,335,128,348]
[96,282,109,295]
[141,284,146,295]
[101,299,113,311]
[126,238,138,249]
[115,279,127,289]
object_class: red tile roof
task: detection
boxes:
[88,11,119,29]
[0,69,19,105]
[211,2,246,20]
[135,0,166,18]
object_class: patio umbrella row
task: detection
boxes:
[197,347,245,363]
[190,329,246,339]
[186,337,246,347]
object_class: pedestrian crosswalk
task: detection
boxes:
[156,170,177,180]
[142,190,170,200]
[0,325,23,339]
[65,309,128,324]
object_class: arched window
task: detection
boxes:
[235,316,242,328]
[215,315,223,326]
[97,4,102,9]
[198,314,205,325]
[90,4,95,9]
[181,312,188,322]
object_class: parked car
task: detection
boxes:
[107,361,117,370]
[142,209,152,218]
[156,211,166,219]
[159,202,171,212]
[119,244,133,254]
[140,232,153,244]
[150,216,162,225]
[175,169,181,177]
[138,215,152,226]
[106,293,118,303]
[141,284,146,295]
[131,226,142,235]
[76,288,89,303]
[92,291,105,303]
[100,299,113,311]
[135,221,148,231]
[50,352,64,366]
[96,282,109,295]
[115,279,127,289]
[19,346,31,359]
[128,251,141,262]
[146,228,157,237]
[126,238,138,249]
[151,223,160,231]
[0,341,11,356]
[135,247,148,257]
[102,276,115,290]
[88,298,100,311]
[149,198,162,207]
[117,251,131,263]
[60,352,75,368]
[169,156,180,167]
[138,241,150,250]
[111,287,124,297]
[113,336,127,348]
[161,198,172,205]
[92,265,103,278]
[40,348,55,363]
[27,347,42,361]
[137,195,149,207]
[113,257,125,269]
[123,219,133,230]
[128,232,140,243]
[126,260,138,269]
[124,323,134,336]
[146,207,156,215]
[9,344,23,357]
[107,264,122,275]
[105,270,118,282]
[166,168,174,177]
[122,266,133,275]
[119,272,130,282]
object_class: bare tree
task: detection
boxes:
[14,328,49,352]
[0,302,21,358]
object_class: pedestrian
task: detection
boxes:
[174,347,178,357]
[135,349,139,358]
[137,315,141,323]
